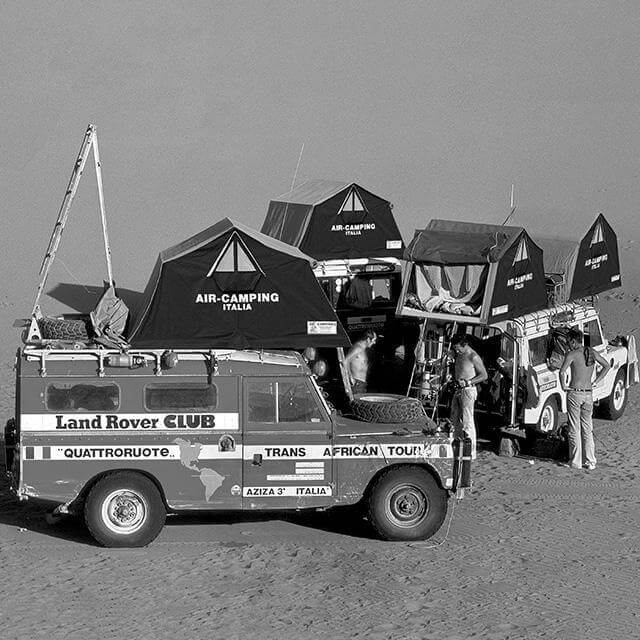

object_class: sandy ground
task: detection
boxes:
[0,243,639,640]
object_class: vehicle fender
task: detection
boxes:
[67,468,168,514]
[361,461,449,503]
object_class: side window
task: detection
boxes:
[247,381,277,423]
[583,319,603,348]
[46,383,120,411]
[500,335,515,362]
[528,335,549,367]
[246,379,324,424]
[278,381,323,422]
[145,383,217,411]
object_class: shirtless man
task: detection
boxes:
[346,329,377,394]
[450,334,488,459]
[560,328,611,470]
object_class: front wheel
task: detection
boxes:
[84,472,166,547]
[367,466,448,541]
[598,369,628,420]
[536,398,559,434]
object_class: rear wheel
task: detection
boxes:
[598,369,627,420]
[367,466,448,541]
[84,472,166,547]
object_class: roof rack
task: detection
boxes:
[21,345,303,378]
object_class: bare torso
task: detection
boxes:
[454,349,482,383]
[563,348,596,389]
[347,341,369,382]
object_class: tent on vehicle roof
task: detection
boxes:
[127,218,350,349]
[261,179,404,261]
[534,214,621,304]
[397,219,548,324]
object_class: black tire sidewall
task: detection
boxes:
[84,472,166,547]
[368,466,448,541]
[351,395,426,423]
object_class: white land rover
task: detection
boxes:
[411,302,637,450]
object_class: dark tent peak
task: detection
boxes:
[534,213,621,304]
[261,179,404,261]
[127,218,350,350]
[399,219,548,324]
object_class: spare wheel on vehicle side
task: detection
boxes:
[350,394,426,423]
[40,316,90,341]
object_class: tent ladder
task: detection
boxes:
[30,124,115,323]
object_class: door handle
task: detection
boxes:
[252,454,263,466]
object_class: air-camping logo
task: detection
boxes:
[585,221,608,269]
[507,237,533,290]
[331,186,376,236]
[195,232,280,311]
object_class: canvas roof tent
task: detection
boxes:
[397,219,548,324]
[261,179,405,261]
[534,214,621,304]
[127,218,350,349]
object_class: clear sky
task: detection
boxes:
[1,1,639,296]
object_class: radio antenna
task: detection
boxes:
[502,183,516,225]
[276,142,305,239]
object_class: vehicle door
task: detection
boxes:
[524,333,560,412]
[242,376,334,508]
[582,317,615,401]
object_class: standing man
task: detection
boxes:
[450,334,488,459]
[346,329,377,394]
[560,328,611,470]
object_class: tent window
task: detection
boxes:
[144,383,217,411]
[513,238,529,264]
[207,233,261,277]
[46,383,120,412]
[590,223,604,246]
[339,188,365,214]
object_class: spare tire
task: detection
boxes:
[40,317,90,341]
[350,394,426,424]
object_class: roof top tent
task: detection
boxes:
[261,179,405,262]
[534,214,622,305]
[397,219,548,325]
[127,218,350,350]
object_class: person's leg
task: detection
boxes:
[460,387,478,459]
[450,391,463,440]
[581,392,596,467]
[565,391,582,468]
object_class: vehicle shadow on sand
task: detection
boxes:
[0,475,96,545]
[0,472,374,545]
[164,505,376,540]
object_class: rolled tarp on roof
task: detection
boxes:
[534,214,621,303]
[127,218,350,349]
[261,179,405,260]
[399,219,548,323]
